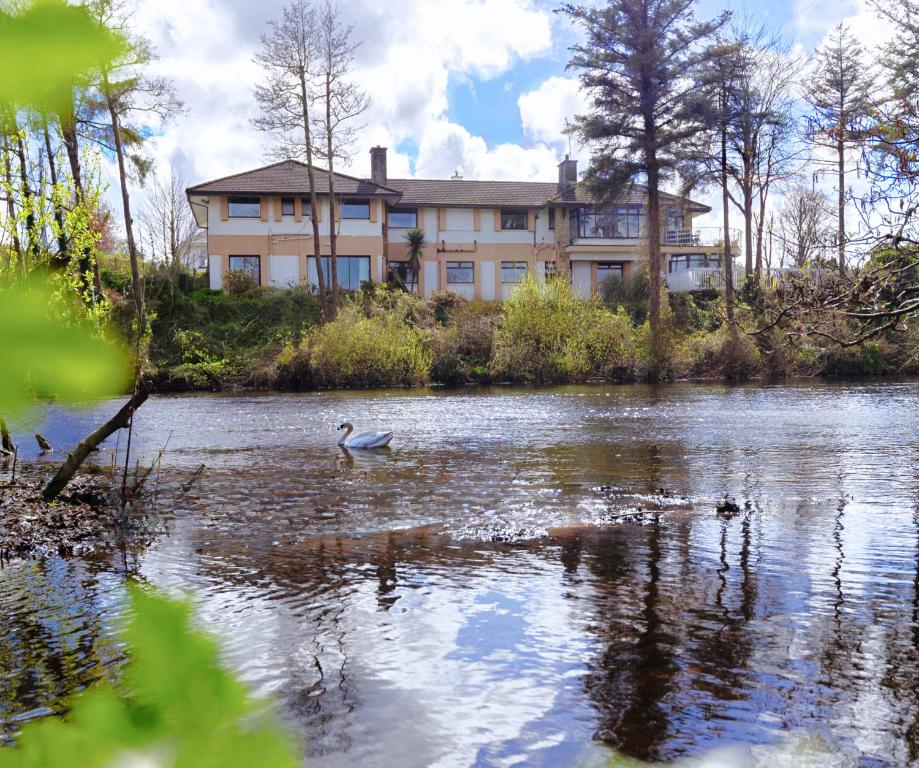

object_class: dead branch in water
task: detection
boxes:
[42,383,152,502]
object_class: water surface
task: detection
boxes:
[1,381,917,766]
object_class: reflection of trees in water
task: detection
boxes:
[0,559,121,741]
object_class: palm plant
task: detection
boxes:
[404,227,425,291]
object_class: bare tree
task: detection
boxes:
[253,0,328,318]
[316,0,368,314]
[777,185,832,268]
[724,23,803,280]
[804,24,875,277]
[140,166,197,269]
[82,0,182,318]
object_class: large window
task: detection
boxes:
[228,255,260,284]
[281,197,295,216]
[575,204,645,238]
[388,208,417,228]
[500,208,528,230]
[228,197,261,218]
[340,198,370,219]
[501,261,527,283]
[668,254,717,272]
[388,260,417,288]
[597,262,623,283]
[308,256,371,291]
[446,261,474,284]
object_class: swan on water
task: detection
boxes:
[336,422,393,449]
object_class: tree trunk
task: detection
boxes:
[299,71,327,319]
[43,121,69,261]
[0,417,14,455]
[837,135,845,277]
[743,167,753,279]
[721,110,735,326]
[326,73,339,315]
[61,113,103,296]
[14,129,39,265]
[1,131,23,265]
[106,88,143,318]
[42,384,151,501]
[645,152,663,382]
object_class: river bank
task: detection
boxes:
[131,278,917,393]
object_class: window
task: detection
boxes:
[281,197,295,216]
[669,254,717,272]
[300,197,315,217]
[229,255,260,284]
[446,261,474,284]
[500,208,528,230]
[228,197,261,218]
[544,261,557,279]
[340,198,370,219]
[666,204,683,232]
[388,260,417,288]
[308,256,371,291]
[574,205,645,238]
[548,207,555,230]
[388,208,417,228]
[597,262,623,283]
[501,261,527,283]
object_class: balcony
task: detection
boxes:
[571,218,739,250]
[666,266,743,293]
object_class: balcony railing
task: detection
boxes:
[572,222,740,250]
[666,266,743,293]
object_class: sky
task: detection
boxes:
[118,0,895,223]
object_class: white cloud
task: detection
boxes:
[120,0,558,196]
[517,75,586,147]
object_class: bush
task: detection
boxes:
[600,263,650,323]
[491,276,638,383]
[672,326,762,380]
[306,296,431,388]
[430,304,498,384]
[224,268,258,296]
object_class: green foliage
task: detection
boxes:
[672,326,763,380]
[0,0,125,114]
[306,292,432,388]
[430,301,500,384]
[599,263,650,323]
[0,276,130,415]
[0,588,297,768]
[224,268,258,296]
[492,276,638,382]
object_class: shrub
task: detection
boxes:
[672,326,762,380]
[224,268,258,296]
[491,276,638,382]
[600,263,650,323]
[430,304,498,384]
[306,299,431,388]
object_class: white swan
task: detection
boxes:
[336,421,393,449]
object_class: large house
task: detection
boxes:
[186,147,731,299]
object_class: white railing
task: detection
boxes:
[661,227,741,249]
[666,267,743,293]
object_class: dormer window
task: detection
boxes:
[227,196,261,218]
[340,198,370,219]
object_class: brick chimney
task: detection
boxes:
[370,146,388,186]
[558,155,578,189]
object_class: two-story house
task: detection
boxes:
[186,147,732,298]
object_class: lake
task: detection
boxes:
[1,381,917,766]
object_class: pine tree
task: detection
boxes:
[804,24,874,277]
[562,0,728,378]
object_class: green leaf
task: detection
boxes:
[0,588,299,768]
[0,276,131,415]
[0,0,125,114]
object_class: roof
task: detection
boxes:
[386,178,559,208]
[551,182,710,213]
[186,159,401,198]
[187,160,710,213]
